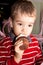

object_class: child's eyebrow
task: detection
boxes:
[16,20,22,22]
[28,22,34,24]
[16,20,35,24]
[28,21,35,24]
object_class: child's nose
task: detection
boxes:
[22,27,25,31]
[21,27,26,33]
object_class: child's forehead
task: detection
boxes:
[15,12,36,22]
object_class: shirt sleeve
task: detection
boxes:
[30,35,43,65]
[35,42,43,65]
[0,36,13,64]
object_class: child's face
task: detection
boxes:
[12,13,36,37]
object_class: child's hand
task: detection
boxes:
[13,36,29,63]
[14,37,29,54]
[14,40,24,54]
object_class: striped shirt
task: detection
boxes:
[0,36,14,65]
[0,35,43,65]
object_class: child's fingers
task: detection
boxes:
[14,40,23,47]
[17,41,23,47]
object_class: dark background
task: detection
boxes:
[0,0,16,19]
[0,0,16,30]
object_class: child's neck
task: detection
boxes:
[14,51,24,63]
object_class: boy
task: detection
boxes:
[0,0,43,65]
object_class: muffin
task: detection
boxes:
[14,34,29,50]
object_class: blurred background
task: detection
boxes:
[0,0,16,30]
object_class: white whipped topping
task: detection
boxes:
[16,34,25,40]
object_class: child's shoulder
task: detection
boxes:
[29,34,39,46]
[0,36,12,46]
[30,34,38,42]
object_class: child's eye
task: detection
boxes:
[28,25,32,27]
[18,23,22,26]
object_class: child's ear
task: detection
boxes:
[9,17,13,28]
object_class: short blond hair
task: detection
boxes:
[11,0,36,20]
